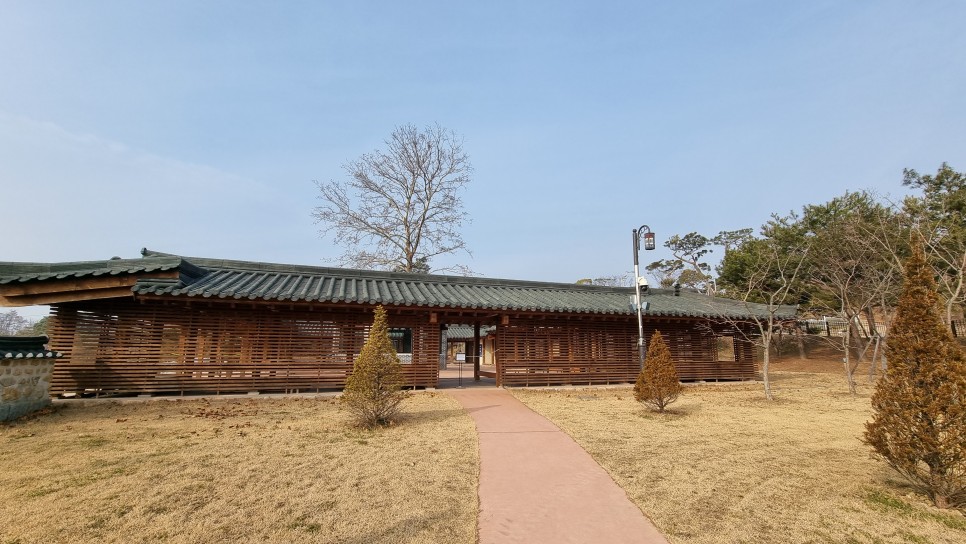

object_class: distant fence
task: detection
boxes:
[800,317,881,338]
[802,317,964,339]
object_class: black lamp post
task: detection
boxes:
[632,225,656,364]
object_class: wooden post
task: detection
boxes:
[495,327,502,387]
[439,324,447,370]
[473,322,481,381]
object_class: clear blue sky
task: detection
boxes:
[3,1,965,318]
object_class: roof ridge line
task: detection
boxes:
[179,255,642,292]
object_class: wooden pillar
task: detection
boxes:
[473,321,481,381]
[439,324,448,370]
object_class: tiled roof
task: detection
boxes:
[446,325,496,339]
[0,249,797,320]
[0,255,205,285]
[0,336,62,359]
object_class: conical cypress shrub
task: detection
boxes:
[341,306,406,428]
[865,240,966,509]
[634,331,682,413]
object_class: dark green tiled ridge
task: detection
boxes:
[0,255,206,285]
[0,336,62,359]
[0,249,796,319]
[0,256,180,284]
[446,325,497,339]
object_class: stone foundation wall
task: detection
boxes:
[0,358,56,421]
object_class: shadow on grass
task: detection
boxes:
[0,404,66,427]
[865,488,966,530]
[636,401,701,419]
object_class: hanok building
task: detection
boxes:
[0,249,793,396]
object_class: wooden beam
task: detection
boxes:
[0,270,177,297]
[2,287,135,306]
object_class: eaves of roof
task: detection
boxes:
[1,249,798,321]
[0,255,205,285]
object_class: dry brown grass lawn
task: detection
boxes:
[0,393,477,544]
[513,368,966,544]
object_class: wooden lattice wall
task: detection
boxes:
[656,321,758,381]
[47,300,439,395]
[496,318,756,386]
[497,319,638,386]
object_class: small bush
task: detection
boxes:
[341,306,407,428]
[634,331,682,413]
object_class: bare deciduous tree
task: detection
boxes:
[313,124,473,274]
[0,310,31,336]
[717,216,810,400]
[903,163,966,327]
[576,273,634,287]
[802,193,904,395]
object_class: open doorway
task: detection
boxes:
[437,324,497,388]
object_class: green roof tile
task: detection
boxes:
[0,249,797,320]
[0,336,62,359]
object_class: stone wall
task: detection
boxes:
[0,358,56,421]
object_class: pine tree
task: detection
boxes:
[634,331,682,413]
[865,240,966,509]
[341,306,407,428]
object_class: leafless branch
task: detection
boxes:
[313,124,473,273]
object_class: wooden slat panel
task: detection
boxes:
[1,286,136,306]
[497,318,639,387]
[45,300,756,394]
[496,317,757,386]
[47,301,438,396]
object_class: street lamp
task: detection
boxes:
[632,225,656,364]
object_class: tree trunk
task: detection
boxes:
[845,312,872,396]
[877,291,892,372]
[843,322,857,396]
[867,336,881,382]
[945,298,962,338]
[933,494,949,509]
[864,307,878,336]
[795,323,807,360]
[762,330,773,401]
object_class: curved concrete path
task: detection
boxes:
[447,388,669,544]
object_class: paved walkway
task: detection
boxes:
[447,388,669,544]
[437,362,497,389]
